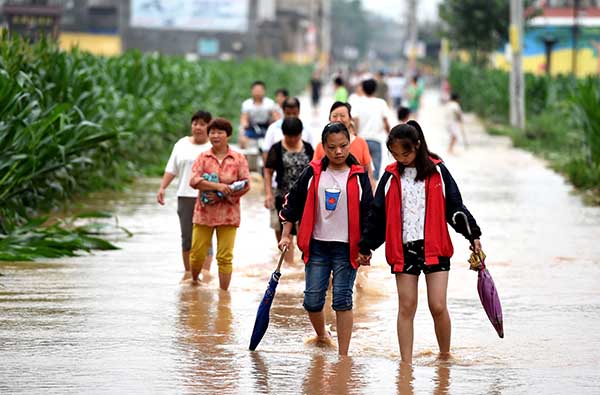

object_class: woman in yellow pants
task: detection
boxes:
[189,118,250,290]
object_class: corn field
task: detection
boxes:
[0,33,311,235]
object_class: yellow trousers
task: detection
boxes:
[190,224,237,274]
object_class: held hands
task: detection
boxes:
[357,252,372,266]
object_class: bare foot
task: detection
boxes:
[201,269,212,283]
[304,332,336,348]
[180,271,192,283]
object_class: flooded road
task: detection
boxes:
[1,91,600,394]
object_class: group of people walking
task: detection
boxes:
[157,77,482,363]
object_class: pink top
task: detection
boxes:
[189,147,250,227]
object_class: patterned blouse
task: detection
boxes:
[189,147,250,227]
[400,167,426,242]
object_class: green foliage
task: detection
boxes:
[449,61,600,197]
[439,0,536,64]
[568,78,600,165]
[0,215,129,261]
[0,33,311,233]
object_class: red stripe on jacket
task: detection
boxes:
[384,159,454,272]
[296,160,366,269]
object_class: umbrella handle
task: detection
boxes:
[275,246,288,273]
[452,211,472,238]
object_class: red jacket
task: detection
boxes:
[280,160,373,269]
[359,159,481,272]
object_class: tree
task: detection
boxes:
[439,0,510,64]
[330,0,371,64]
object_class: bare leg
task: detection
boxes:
[308,311,327,338]
[425,271,451,356]
[395,273,419,364]
[218,272,232,291]
[448,135,457,154]
[335,310,353,356]
[182,250,191,271]
[202,254,212,272]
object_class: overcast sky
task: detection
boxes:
[362,0,442,22]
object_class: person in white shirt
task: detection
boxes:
[445,93,465,155]
[261,97,315,253]
[262,97,316,158]
[387,72,406,109]
[238,80,278,149]
[157,110,213,280]
[352,79,391,179]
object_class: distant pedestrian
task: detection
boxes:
[310,71,322,115]
[388,72,406,109]
[274,88,289,120]
[358,120,483,364]
[375,70,389,104]
[333,77,349,103]
[445,93,465,154]
[397,106,411,123]
[239,81,278,149]
[264,117,314,264]
[352,78,392,179]
[157,110,213,280]
[279,122,374,356]
[189,118,250,289]
[406,75,424,119]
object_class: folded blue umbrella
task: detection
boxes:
[249,247,288,351]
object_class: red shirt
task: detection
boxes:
[189,147,250,227]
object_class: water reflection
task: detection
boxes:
[178,287,236,393]
[433,363,450,395]
[303,354,355,394]
[396,362,414,395]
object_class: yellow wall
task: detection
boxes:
[59,33,122,56]
[493,48,599,77]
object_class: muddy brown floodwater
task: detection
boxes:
[1,91,599,394]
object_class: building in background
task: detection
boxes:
[494,0,600,76]
[1,0,330,63]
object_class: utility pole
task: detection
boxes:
[509,0,525,129]
[406,0,418,75]
[572,0,581,75]
[320,0,331,73]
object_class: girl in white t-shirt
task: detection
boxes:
[157,110,213,280]
[279,122,374,356]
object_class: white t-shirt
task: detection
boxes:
[354,96,391,141]
[164,136,211,198]
[446,101,462,137]
[387,76,406,98]
[313,168,350,243]
[241,97,276,126]
[347,93,365,110]
[261,119,317,153]
[401,167,426,242]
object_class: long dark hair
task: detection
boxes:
[386,120,441,181]
[320,122,359,169]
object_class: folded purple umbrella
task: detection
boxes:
[471,252,504,338]
[453,212,504,338]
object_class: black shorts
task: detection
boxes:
[393,240,450,276]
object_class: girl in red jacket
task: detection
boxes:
[279,122,373,356]
[358,120,482,364]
